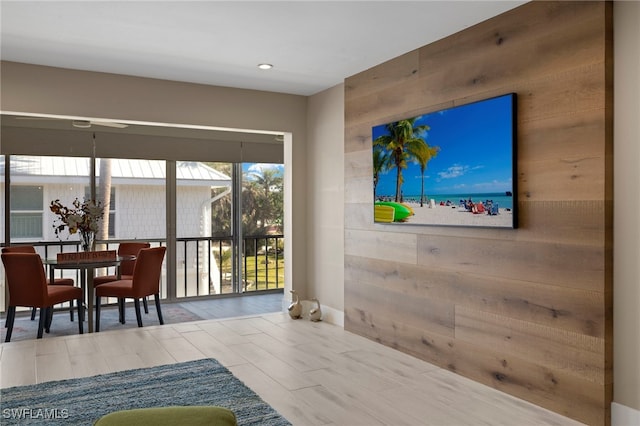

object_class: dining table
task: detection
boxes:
[43,256,130,333]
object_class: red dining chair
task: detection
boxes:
[2,253,84,342]
[94,242,151,322]
[95,246,166,331]
[94,242,151,285]
[2,246,76,321]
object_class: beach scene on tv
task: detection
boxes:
[373,93,516,228]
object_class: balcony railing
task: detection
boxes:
[0,234,284,307]
[175,235,284,297]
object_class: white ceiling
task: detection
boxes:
[1,1,526,97]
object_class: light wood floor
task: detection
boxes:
[0,300,584,425]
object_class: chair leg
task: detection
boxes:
[118,298,126,324]
[133,299,143,327]
[143,297,149,314]
[37,308,47,339]
[31,307,37,321]
[95,296,101,332]
[77,298,84,335]
[70,301,74,322]
[4,306,16,342]
[45,307,53,333]
[154,294,164,325]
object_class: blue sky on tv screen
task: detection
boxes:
[373,94,514,199]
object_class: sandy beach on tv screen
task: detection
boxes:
[399,203,513,227]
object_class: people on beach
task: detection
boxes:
[472,201,485,214]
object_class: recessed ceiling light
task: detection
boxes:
[257,63,273,70]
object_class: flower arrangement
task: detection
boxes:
[50,198,104,240]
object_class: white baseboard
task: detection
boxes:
[317,305,344,327]
[612,402,640,426]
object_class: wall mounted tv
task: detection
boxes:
[373,93,517,228]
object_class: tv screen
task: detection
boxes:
[373,93,517,228]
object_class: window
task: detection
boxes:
[2,135,285,305]
[10,186,43,238]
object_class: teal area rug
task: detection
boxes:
[0,359,291,426]
[1,303,203,342]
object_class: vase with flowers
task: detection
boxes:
[50,198,104,252]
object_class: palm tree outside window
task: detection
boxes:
[85,187,115,238]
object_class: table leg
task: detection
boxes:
[87,267,95,333]
[116,266,123,324]
[80,269,87,326]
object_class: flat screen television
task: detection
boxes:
[372,93,517,228]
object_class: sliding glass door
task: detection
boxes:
[1,154,285,313]
[173,161,285,299]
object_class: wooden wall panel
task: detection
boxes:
[416,234,605,291]
[454,306,605,384]
[344,304,606,425]
[344,229,417,265]
[345,254,607,338]
[517,200,606,244]
[347,279,455,338]
[344,2,613,425]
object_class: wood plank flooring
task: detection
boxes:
[0,294,585,425]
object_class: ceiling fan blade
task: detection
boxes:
[90,121,129,129]
[14,116,60,121]
[13,116,128,129]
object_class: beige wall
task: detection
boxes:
[613,0,640,413]
[306,84,345,322]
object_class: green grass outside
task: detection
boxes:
[244,255,285,290]
[218,254,284,291]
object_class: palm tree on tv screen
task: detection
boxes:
[372,147,391,198]
[373,118,430,202]
[413,143,440,207]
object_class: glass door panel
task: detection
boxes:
[93,157,167,299]
[4,155,92,312]
[241,163,284,292]
[176,161,233,297]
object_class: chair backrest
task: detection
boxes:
[131,246,166,298]
[1,253,48,307]
[118,242,151,276]
[2,245,36,254]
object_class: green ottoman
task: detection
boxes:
[94,406,237,426]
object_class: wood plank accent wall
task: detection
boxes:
[343,2,613,425]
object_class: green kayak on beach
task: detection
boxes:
[375,201,413,222]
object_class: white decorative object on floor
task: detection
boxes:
[288,290,302,319]
[309,298,322,322]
